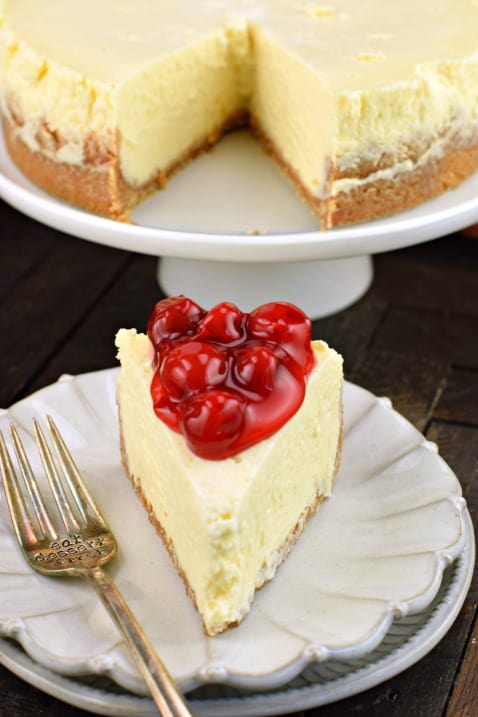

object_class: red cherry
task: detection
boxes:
[195,302,245,345]
[180,390,246,459]
[147,296,316,460]
[150,370,178,430]
[160,342,227,399]
[147,296,205,349]
[234,345,278,396]
[247,302,313,371]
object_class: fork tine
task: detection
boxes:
[47,416,108,532]
[34,419,81,534]
[10,425,57,540]
[0,430,38,547]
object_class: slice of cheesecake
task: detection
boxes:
[115,298,343,636]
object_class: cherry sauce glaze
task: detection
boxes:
[147,296,314,460]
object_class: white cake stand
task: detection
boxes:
[2,129,478,318]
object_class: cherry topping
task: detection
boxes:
[234,345,278,397]
[180,390,246,459]
[247,302,313,372]
[147,296,204,349]
[195,302,245,344]
[160,342,227,400]
[147,297,314,460]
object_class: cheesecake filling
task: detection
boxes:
[116,328,343,635]
[332,58,478,196]
[201,348,343,631]
[249,23,336,200]
[116,27,252,188]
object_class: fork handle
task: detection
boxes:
[88,567,195,716]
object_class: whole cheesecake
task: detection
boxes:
[115,298,343,636]
[2,0,478,227]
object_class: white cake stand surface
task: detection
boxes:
[2,129,478,318]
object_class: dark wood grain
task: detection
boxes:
[0,201,58,301]
[350,347,448,431]
[427,421,478,717]
[373,234,478,317]
[0,200,476,717]
[372,307,478,369]
[445,615,478,717]
[433,368,478,426]
[27,253,164,393]
[0,204,131,408]
[312,291,388,375]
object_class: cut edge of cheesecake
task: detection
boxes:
[115,328,344,636]
[118,412,343,636]
[5,109,478,228]
[250,116,478,228]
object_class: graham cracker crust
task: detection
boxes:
[5,106,478,227]
[2,111,248,220]
[117,405,343,637]
[331,140,478,227]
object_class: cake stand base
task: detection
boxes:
[157,254,373,319]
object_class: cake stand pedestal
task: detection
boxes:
[158,255,373,319]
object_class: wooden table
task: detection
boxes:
[0,197,476,717]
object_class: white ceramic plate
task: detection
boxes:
[2,127,478,263]
[0,525,473,717]
[0,369,469,697]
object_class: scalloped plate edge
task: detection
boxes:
[0,509,473,717]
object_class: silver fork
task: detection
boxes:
[0,416,194,717]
